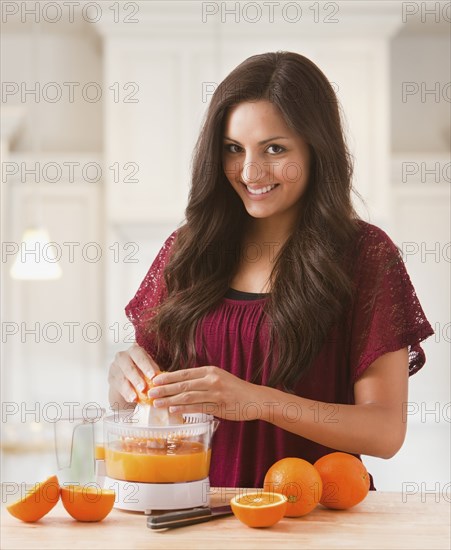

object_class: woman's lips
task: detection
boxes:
[241,182,279,200]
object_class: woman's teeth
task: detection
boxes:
[246,184,278,195]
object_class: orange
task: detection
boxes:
[134,372,157,404]
[60,485,115,522]
[230,492,287,528]
[314,452,370,510]
[263,457,322,517]
[6,475,60,522]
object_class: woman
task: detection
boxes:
[108,51,434,489]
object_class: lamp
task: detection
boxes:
[10,227,62,280]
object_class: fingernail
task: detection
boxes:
[127,392,137,403]
[136,380,145,392]
[169,406,180,413]
[152,375,163,385]
[153,399,164,407]
[148,388,159,397]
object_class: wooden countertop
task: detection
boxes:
[1,488,450,550]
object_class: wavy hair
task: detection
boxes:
[147,51,362,391]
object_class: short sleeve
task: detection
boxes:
[125,230,179,365]
[349,223,434,383]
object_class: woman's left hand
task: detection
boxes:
[148,366,263,421]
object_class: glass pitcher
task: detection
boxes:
[54,404,105,485]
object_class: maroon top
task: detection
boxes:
[125,221,434,490]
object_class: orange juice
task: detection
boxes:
[95,444,105,460]
[105,439,211,483]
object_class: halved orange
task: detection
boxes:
[230,492,287,528]
[134,372,157,404]
[60,484,115,522]
[6,475,60,522]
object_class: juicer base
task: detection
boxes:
[102,476,211,514]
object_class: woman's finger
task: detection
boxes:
[152,366,209,386]
[153,390,211,409]
[148,376,211,399]
[114,349,147,394]
[108,362,138,403]
[127,344,160,379]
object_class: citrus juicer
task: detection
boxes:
[97,409,219,514]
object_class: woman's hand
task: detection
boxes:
[148,366,263,421]
[108,343,161,409]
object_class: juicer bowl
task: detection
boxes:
[103,411,218,484]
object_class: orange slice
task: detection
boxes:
[230,492,287,528]
[60,485,115,522]
[6,475,60,522]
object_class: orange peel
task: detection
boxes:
[60,484,115,522]
[134,372,158,404]
[6,475,60,523]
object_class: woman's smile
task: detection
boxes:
[241,182,280,199]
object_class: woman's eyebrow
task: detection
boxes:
[223,136,289,145]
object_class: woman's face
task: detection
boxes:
[222,100,311,227]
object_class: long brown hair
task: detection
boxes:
[147,51,362,391]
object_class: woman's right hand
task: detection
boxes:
[108,343,161,409]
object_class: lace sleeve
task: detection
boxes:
[125,229,179,365]
[349,223,434,383]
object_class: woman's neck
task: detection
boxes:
[244,216,295,250]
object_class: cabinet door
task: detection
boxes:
[103,39,220,223]
[2,175,104,405]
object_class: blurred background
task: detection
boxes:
[1,1,450,492]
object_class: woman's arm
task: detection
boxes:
[258,347,409,459]
[150,347,409,460]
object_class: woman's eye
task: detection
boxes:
[223,143,285,154]
[224,144,242,153]
[267,144,285,154]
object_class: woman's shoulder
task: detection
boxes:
[354,219,396,245]
[166,226,182,245]
[159,225,184,256]
[343,219,406,280]
[353,219,401,259]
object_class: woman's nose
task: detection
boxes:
[240,156,267,185]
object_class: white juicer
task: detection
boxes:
[96,410,219,514]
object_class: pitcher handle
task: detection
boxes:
[54,419,86,470]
